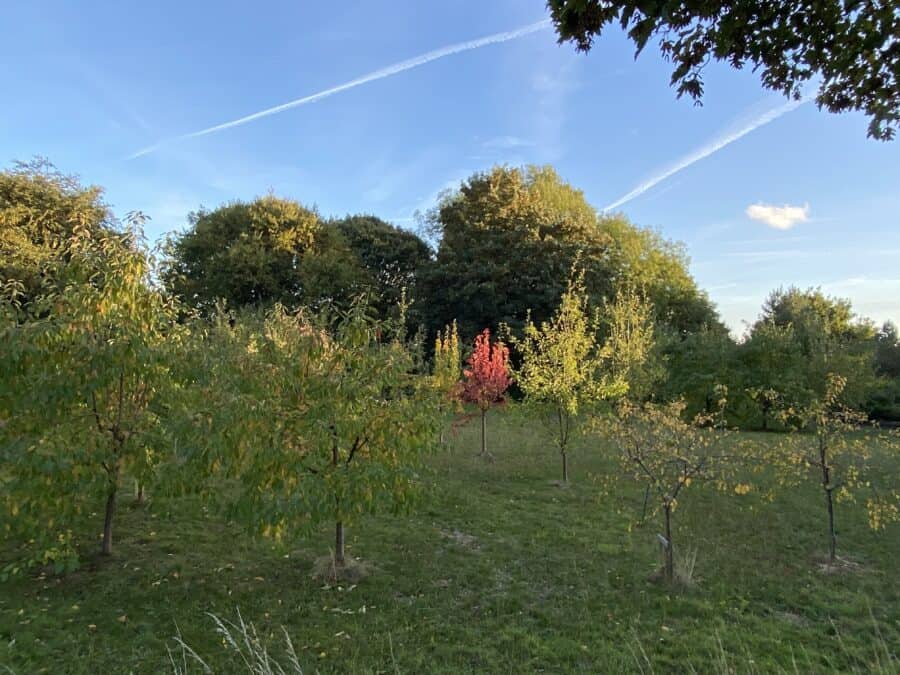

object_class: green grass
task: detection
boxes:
[1,410,899,673]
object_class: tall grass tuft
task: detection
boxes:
[168,609,303,674]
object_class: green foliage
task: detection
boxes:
[420,165,610,338]
[869,321,900,421]
[294,224,369,312]
[0,159,117,309]
[660,327,740,418]
[421,165,718,341]
[0,415,898,672]
[601,391,742,582]
[599,217,723,335]
[769,374,900,560]
[163,201,433,321]
[432,321,462,401]
[162,196,325,312]
[746,287,879,414]
[0,226,182,571]
[183,303,439,561]
[333,214,432,321]
[510,271,654,480]
[548,0,900,140]
[874,321,900,378]
[739,322,807,430]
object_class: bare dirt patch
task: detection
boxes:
[440,528,479,549]
[311,555,373,583]
[816,556,863,575]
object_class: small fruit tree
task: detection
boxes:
[773,373,900,562]
[432,321,462,444]
[459,329,511,457]
[195,302,439,568]
[603,391,738,583]
[0,226,181,570]
[512,271,653,481]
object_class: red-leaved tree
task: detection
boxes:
[460,329,511,457]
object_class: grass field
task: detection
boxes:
[1,410,898,673]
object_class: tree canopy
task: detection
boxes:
[420,166,609,338]
[420,165,718,339]
[1,159,117,309]
[162,196,323,312]
[332,214,432,319]
[163,201,433,318]
[547,0,900,140]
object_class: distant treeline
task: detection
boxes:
[3,159,899,424]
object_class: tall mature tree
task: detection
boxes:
[662,327,740,418]
[0,159,116,309]
[332,215,432,318]
[421,165,720,340]
[869,321,900,421]
[512,271,654,481]
[600,217,724,335]
[420,166,611,339]
[874,321,900,378]
[751,286,878,409]
[739,321,806,430]
[163,196,320,311]
[548,0,900,140]
[0,226,182,570]
[163,196,372,313]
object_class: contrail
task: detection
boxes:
[129,19,552,159]
[602,96,811,212]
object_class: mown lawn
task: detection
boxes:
[1,410,898,673]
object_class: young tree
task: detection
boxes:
[192,303,438,568]
[511,272,653,481]
[0,225,181,569]
[432,321,462,444]
[459,329,511,458]
[603,393,738,583]
[773,374,900,562]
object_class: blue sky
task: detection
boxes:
[3,0,899,334]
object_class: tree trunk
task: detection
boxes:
[819,435,837,562]
[135,481,146,505]
[561,451,569,482]
[330,427,345,565]
[480,409,487,456]
[825,488,837,562]
[335,521,345,565]
[663,505,674,582]
[101,485,117,556]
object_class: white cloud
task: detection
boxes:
[745,203,810,230]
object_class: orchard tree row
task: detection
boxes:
[1,159,898,585]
